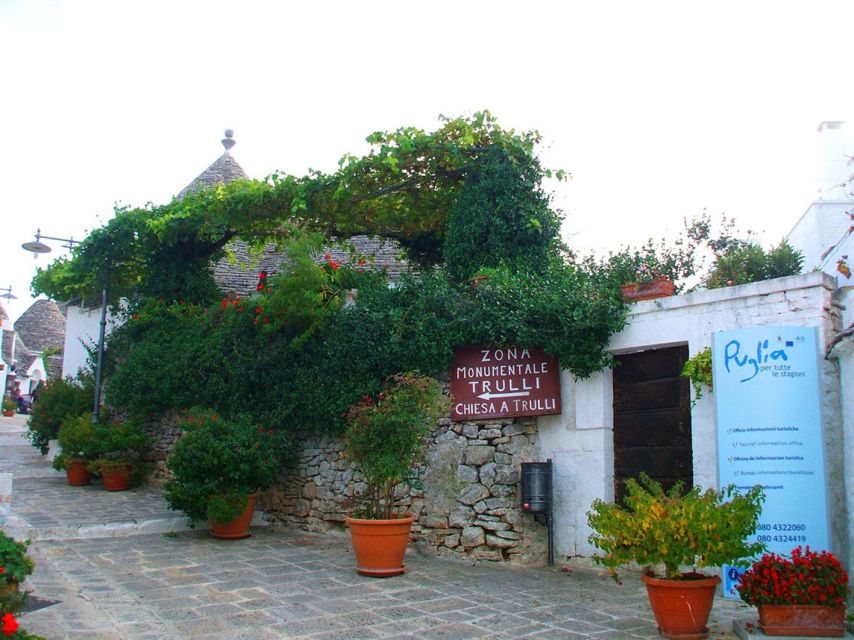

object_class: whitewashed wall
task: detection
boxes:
[61,304,120,378]
[538,272,848,572]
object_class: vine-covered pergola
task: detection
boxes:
[34,112,566,305]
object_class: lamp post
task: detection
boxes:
[0,286,16,300]
[22,230,107,424]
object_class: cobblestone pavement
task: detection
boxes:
[1,414,758,640]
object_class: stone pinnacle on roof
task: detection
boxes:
[222,129,236,152]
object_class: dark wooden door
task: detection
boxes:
[612,346,692,504]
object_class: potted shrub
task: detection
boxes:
[164,409,293,539]
[1,398,16,417]
[737,546,848,637]
[25,376,93,455]
[0,531,34,615]
[87,417,151,491]
[343,372,448,577]
[51,414,101,486]
[587,473,765,640]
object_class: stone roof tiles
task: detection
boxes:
[176,130,248,200]
[13,300,66,355]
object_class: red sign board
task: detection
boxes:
[450,346,561,420]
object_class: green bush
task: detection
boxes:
[51,413,100,471]
[0,531,34,587]
[705,240,803,288]
[164,409,294,524]
[27,376,93,454]
[587,473,765,581]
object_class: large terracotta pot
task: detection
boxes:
[346,515,414,577]
[210,492,259,540]
[621,277,676,302]
[758,604,845,637]
[100,462,133,491]
[2,410,14,417]
[65,459,92,486]
[641,573,720,640]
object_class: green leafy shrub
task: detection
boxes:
[705,240,803,288]
[2,398,16,412]
[344,373,448,519]
[0,531,34,616]
[86,417,151,481]
[51,414,100,471]
[0,531,34,587]
[27,376,93,454]
[443,145,563,283]
[587,473,765,581]
[164,409,294,524]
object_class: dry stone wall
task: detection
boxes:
[266,416,550,564]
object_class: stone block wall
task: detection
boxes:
[266,416,550,564]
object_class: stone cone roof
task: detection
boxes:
[13,300,66,354]
[176,130,248,200]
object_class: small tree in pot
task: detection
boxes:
[587,473,765,640]
[343,372,448,576]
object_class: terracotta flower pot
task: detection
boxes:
[621,277,676,302]
[65,459,92,486]
[2,410,14,417]
[758,604,845,637]
[100,462,133,491]
[210,492,259,540]
[641,573,720,640]
[346,515,414,577]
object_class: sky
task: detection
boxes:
[1,0,853,322]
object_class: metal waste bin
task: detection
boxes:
[521,461,552,513]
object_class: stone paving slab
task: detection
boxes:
[16,529,755,640]
[2,412,764,639]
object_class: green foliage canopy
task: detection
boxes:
[33,112,564,305]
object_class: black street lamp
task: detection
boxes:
[0,286,16,300]
[22,230,108,424]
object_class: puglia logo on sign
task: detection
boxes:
[723,337,798,383]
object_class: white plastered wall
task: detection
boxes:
[536,272,847,569]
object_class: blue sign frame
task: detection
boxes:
[712,326,830,598]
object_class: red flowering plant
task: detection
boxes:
[737,546,849,608]
[0,531,34,615]
[164,408,294,525]
[250,233,379,344]
[0,610,46,639]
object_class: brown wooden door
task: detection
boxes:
[612,346,692,504]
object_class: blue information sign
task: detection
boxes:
[712,326,829,599]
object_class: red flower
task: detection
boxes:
[2,612,18,636]
[325,254,331,260]
[221,299,229,309]
[328,260,340,270]
[0,567,4,573]
[256,283,265,291]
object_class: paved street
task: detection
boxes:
[1,414,757,640]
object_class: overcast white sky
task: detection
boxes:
[1,0,852,322]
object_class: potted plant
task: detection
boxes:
[587,473,765,639]
[51,414,101,486]
[26,375,93,454]
[737,546,848,637]
[343,372,448,577]
[164,409,293,539]
[87,417,151,491]
[0,531,34,615]
[1,398,16,417]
